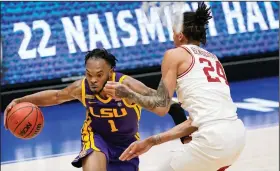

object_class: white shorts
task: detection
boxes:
[156,119,246,171]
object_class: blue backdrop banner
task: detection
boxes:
[1,2,279,85]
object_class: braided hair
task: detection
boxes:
[182,2,212,45]
[84,48,117,68]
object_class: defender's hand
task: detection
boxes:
[4,100,18,130]
[119,139,154,161]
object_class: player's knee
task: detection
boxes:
[82,151,107,171]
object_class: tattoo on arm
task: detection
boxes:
[115,79,171,110]
[142,88,157,96]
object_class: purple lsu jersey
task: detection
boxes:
[81,72,141,144]
[71,72,141,170]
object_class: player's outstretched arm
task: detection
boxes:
[119,119,198,161]
[8,79,82,107]
[122,75,188,132]
[121,76,157,96]
[4,79,83,129]
[4,79,82,118]
[122,76,180,106]
[105,49,182,116]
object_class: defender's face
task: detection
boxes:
[85,58,113,94]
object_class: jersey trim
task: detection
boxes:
[112,72,116,82]
[119,75,127,83]
[177,46,195,79]
[81,112,100,152]
[81,78,86,107]
[134,132,140,140]
[122,98,136,108]
[95,95,111,103]
[133,105,141,121]
[122,98,142,121]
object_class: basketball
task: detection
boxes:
[7,102,44,139]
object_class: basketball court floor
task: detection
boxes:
[1,76,279,171]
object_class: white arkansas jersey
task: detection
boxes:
[176,45,238,127]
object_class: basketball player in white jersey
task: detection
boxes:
[104,2,246,171]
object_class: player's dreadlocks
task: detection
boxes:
[85,48,118,68]
[182,2,212,45]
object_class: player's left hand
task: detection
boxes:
[119,139,153,161]
[104,81,131,100]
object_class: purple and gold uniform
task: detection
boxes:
[72,72,141,171]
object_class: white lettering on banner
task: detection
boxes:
[88,14,111,50]
[61,16,88,54]
[264,2,279,29]
[14,22,37,59]
[135,7,166,45]
[163,6,173,41]
[13,2,278,59]
[246,2,268,32]
[235,98,279,112]
[33,20,56,57]
[117,10,138,47]
[222,2,247,34]
[13,20,56,59]
[105,12,121,48]
[190,2,198,11]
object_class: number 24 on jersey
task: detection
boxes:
[199,57,229,85]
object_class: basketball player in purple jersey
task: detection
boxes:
[4,48,188,171]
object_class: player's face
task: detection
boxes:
[85,58,113,94]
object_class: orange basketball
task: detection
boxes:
[7,102,44,139]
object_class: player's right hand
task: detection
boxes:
[4,100,18,130]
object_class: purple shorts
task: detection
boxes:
[71,133,139,171]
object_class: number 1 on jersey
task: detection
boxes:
[199,58,229,85]
[108,120,118,132]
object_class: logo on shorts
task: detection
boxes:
[117,102,122,107]
[79,150,87,158]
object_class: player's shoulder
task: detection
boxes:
[118,73,132,85]
[116,73,140,88]
[68,78,84,92]
[115,71,125,76]
[73,78,84,87]
[62,78,84,99]
[165,46,191,53]
[165,47,191,57]
[163,47,192,64]
[114,72,127,82]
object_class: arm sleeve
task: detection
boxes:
[168,103,188,144]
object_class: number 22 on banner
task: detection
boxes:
[13,20,56,59]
